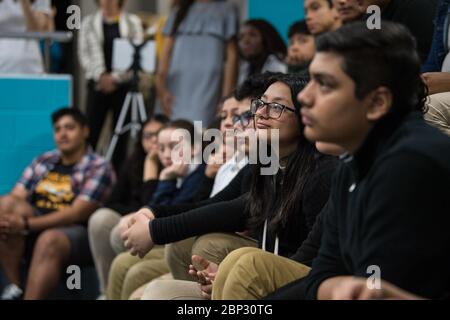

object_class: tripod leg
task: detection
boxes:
[106,93,132,161]
[130,94,139,139]
[137,93,147,122]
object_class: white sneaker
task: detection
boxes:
[1,284,23,300]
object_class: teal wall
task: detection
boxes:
[248,0,305,42]
[0,75,72,194]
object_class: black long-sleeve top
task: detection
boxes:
[149,164,253,219]
[105,160,158,215]
[149,155,336,258]
[301,112,450,300]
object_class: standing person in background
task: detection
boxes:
[0,0,52,74]
[156,0,239,126]
[78,0,143,173]
[237,19,287,85]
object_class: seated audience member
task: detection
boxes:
[106,119,207,300]
[121,73,336,300]
[88,114,168,299]
[0,108,115,300]
[238,20,287,84]
[296,22,450,300]
[286,20,316,75]
[304,0,341,36]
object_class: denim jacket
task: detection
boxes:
[422,0,450,72]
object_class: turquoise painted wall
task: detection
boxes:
[0,75,72,194]
[248,0,305,42]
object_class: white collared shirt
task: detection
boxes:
[209,155,249,197]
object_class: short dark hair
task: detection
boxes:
[288,20,311,38]
[95,0,126,9]
[316,21,427,115]
[51,107,88,127]
[152,113,170,125]
[234,73,272,101]
[162,119,197,145]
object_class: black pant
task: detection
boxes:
[86,80,129,173]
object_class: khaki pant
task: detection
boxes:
[426,92,450,136]
[165,233,258,281]
[139,233,257,300]
[106,246,169,300]
[142,278,205,300]
[87,208,124,294]
[212,247,311,300]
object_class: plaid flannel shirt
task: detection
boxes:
[17,148,116,205]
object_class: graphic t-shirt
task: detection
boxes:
[31,162,75,215]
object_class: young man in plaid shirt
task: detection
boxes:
[0,108,116,300]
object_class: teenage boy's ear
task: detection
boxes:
[366,86,392,121]
[82,126,90,140]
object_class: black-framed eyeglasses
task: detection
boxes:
[250,98,297,119]
[142,131,158,140]
[232,110,253,128]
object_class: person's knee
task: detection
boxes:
[165,242,188,262]
[215,248,261,283]
[192,234,241,265]
[142,280,165,300]
[165,239,194,268]
[124,263,147,285]
[33,230,70,262]
[232,250,266,274]
[122,263,156,299]
[109,252,134,277]
[222,247,259,264]
[110,224,126,254]
[0,195,20,214]
[88,208,118,237]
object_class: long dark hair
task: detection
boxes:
[247,73,317,235]
[127,114,169,189]
[241,19,287,77]
[170,0,195,36]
